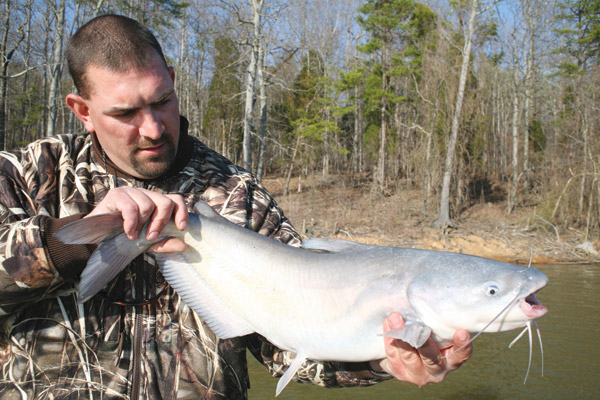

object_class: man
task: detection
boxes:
[0,14,472,399]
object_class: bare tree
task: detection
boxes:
[0,0,27,150]
[46,0,66,138]
[256,39,268,181]
[435,0,501,230]
[241,0,263,171]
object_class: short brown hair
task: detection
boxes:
[66,14,168,98]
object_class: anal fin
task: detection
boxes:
[275,352,307,397]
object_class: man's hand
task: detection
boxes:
[87,187,188,252]
[370,312,473,386]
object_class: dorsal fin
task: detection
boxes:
[193,201,220,218]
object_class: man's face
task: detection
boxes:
[68,53,180,179]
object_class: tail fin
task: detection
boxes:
[55,213,149,303]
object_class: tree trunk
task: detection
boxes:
[377,40,388,194]
[46,0,66,138]
[283,135,301,197]
[221,118,227,158]
[508,81,520,213]
[578,105,588,217]
[256,41,267,182]
[523,84,531,194]
[352,85,364,175]
[522,0,536,195]
[242,46,257,171]
[242,0,264,172]
[322,107,330,181]
[435,0,478,230]
[0,0,13,150]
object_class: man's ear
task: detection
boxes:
[168,66,175,84]
[65,94,94,132]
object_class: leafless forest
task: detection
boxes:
[1,0,599,241]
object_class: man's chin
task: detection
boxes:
[131,157,174,179]
[130,145,176,179]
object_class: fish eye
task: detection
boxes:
[484,282,501,296]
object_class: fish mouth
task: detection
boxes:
[519,291,547,319]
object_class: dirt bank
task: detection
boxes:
[262,176,599,264]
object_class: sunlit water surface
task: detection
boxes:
[247,263,599,399]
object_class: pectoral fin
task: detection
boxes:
[275,352,307,397]
[78,231,145,302]
[384,320,432,348]
[55,213,147,303]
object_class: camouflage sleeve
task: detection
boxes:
[200,171,302,247]
[0,141,89,314]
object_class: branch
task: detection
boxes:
[477,0,504,17]
[397,122,433,137]
[439,24,464,54]
[0,65,39,79]
[411,74,435,107]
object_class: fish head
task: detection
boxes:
[405,255,548,343]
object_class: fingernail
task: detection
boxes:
[178,221,187,230]
[389,312,403,326]
[147,231,158,241]
[457,330,469,342]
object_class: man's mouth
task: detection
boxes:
[136,142,166,155]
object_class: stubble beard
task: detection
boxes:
[129,137,177,179]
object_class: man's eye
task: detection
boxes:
[115,110,134,118]
[155,98,171,107]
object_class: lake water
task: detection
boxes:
[247,263,600,399]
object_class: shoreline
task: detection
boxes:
[262,177,599,265]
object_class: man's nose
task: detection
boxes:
[139,109,163,140]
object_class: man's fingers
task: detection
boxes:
[384,313,424,366]
[87,187,188,241]
[444,329,472,367]
[145,193,189,239]
[149,238,187,253]
[145,195,176,240]
[410,337,448,383]
[382,313,427,384]
[416,337,444,369]
[169,194,188,231]
[86,187,144,239]
[118,199,142,240]
[124,188,160,238]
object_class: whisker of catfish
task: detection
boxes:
[450,293,521,355]
[510,320,544,383]
[535,321,544,377]
[509,326,528,348]
[523,321,533,384]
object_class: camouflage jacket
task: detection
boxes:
[0,117,387,399]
